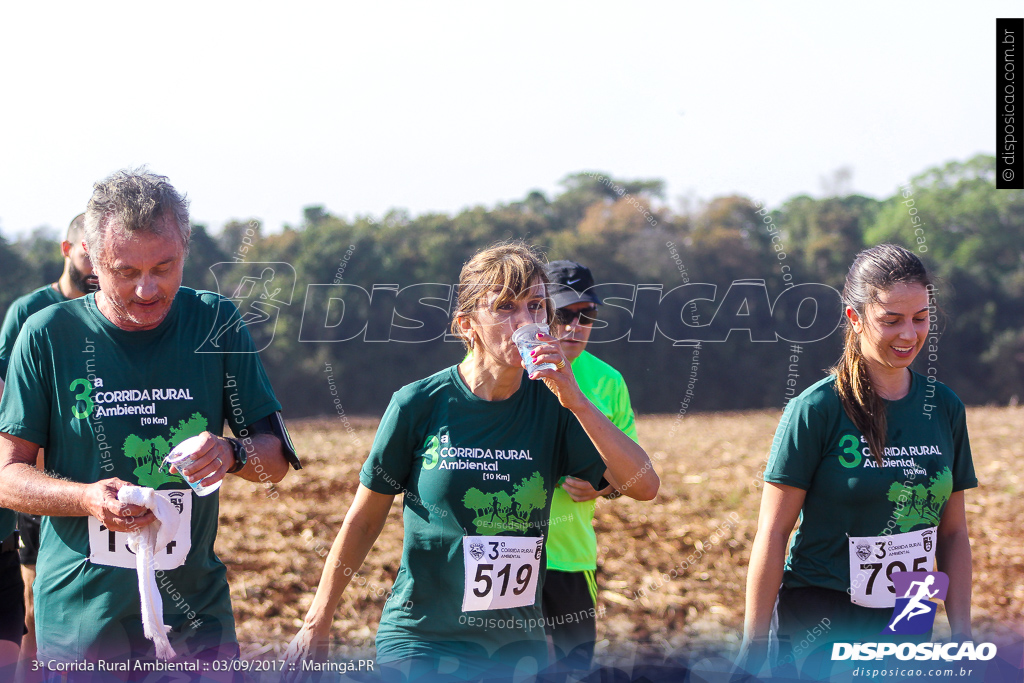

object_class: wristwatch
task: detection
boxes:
[226,437,247,474]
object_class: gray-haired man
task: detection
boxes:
[0,168,300,668]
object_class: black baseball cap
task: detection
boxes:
[544,260,603,309]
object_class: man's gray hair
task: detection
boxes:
[84,168,191,260]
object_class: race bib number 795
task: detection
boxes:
[848,526,937,608]
[462,536,543,612]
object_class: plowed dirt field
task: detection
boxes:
[216,407,1023,667]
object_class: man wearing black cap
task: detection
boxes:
[542,260,638,671]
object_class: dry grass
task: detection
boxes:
[216,407,1024,664]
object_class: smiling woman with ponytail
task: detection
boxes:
[833,244,931,466]
[737,244,978,680]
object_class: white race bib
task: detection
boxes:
[848,527,937,608]
[462,536,543,612]
[88,490,192,570]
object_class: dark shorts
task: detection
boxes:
[541,569,598,671]
[0,536,26,645]
[773,585,928,680]
[17,512,40,566]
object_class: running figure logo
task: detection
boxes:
[882,571,949,635]
[197,262,296,353]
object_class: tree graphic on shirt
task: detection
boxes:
[463,488,489,518]
[123,435,169,480]
[122,412,209,489]
[464,472,548,534]
[886,467,953,531]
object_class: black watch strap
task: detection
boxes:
[226,437,247,474]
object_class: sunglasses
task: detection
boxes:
[555,306,599,326]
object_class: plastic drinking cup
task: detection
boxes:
[511,323,557,376]
[162,435,223,497]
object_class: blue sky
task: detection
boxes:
[0,1,1015,237]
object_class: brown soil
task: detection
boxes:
[216,407,1024,665]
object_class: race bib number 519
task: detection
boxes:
[462,536,542,612]
[848,527,937,608]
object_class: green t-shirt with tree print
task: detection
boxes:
[764,371,977,594]
[0,288,281,662]
[360,365,607,669]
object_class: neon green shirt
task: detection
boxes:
[545,350,637,572]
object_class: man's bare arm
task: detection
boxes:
[0,432,154,532]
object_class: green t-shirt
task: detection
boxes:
[359,365,607,668]
[0,509,12,540]
[764,371,977,594]
[0,285,65,544]
[0,511,12,540]
[546,350,637,572]
[0,288,281,662]
[0,283,65,379]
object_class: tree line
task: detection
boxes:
[2,154,1020,418]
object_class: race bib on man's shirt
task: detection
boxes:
[848,527,937,608]
[88,490,192,569]
[462,536,543,612]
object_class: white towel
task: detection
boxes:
[117,485,181,660]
